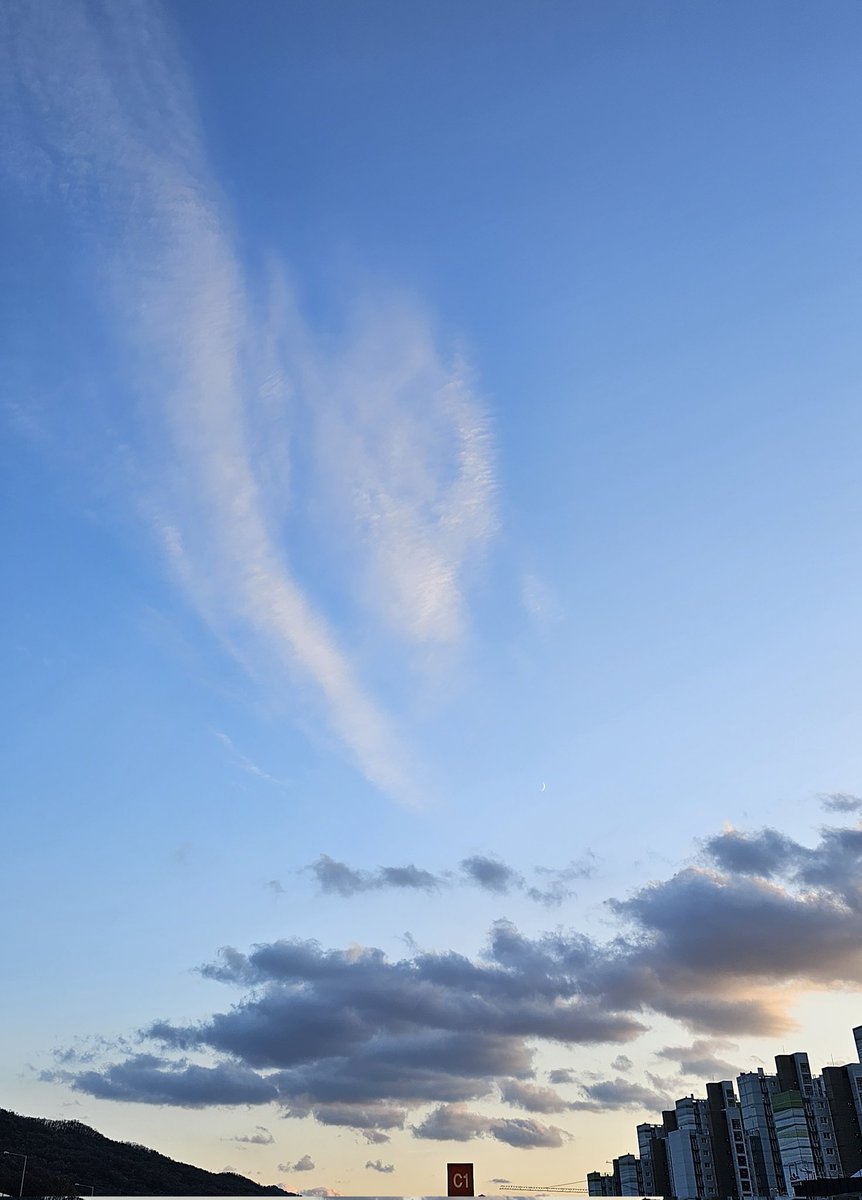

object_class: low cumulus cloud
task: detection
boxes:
[499,1080,572,1113]
[821,793,862,814]
[570,1076,675,1113]
[309,855,440,897]
[460,856,523,895]
[280,1156,315,1173]
[360,1130,391,1145]
[656,1039,740,1079]
[365,1160,395,1174]
[51,927,642,1143]
[700,823,862,904]
[308,853,592,907]
[526,861,594,907]
[231,1126,274,1145]
[412,1104,568,1148]
[48,818,862,1141]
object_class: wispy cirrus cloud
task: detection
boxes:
[1,0,496,805]
[214,731,289,789]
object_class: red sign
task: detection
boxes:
[448,1163,475,1197]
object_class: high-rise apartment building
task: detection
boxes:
[586,1171,615,1197]
[821,1062,862,1177]
[613,1153,645,1195]
[737,1069,785,1197]
[706,1081,754,1199]
[589,1022,862,1200]
[666,1096,719,1200]
[772,1088,818,1184]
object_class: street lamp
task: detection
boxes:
[2,1151,27,1197]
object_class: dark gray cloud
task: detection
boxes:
[59,818,862,1139]
[460,856,522,894]
[296,1103,406,1131]
[601,820,862,1032]
[360,1130,391,1145]
[796,826,862,897]
[58,1054,279,1107]
[64,921,639,1134]
[610,1055,633,1073]
[491,1117,568,1149]
[821,793,862,813]
[657,1039,739,1079]
[702,828,802,877]
[653,868,862,975]
[570,1076,674,1112]
[526,859,595,907]
[411,1104,490,1142]
[499,1080,571,1113]
[308,853,591,907]
[379,865,439,891]
[525,882,573,907]
[411,1104,567,1148]
[548,1069,575,1085]
[365,1160,395,1174]
[231,1126,274,1145]
[309,855,440,896]
[700,824,862,908]
[280,1156,315,1173]
[310,856,375,897]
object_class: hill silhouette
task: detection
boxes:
[0,1109,298,1196]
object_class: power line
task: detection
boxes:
[498,1185,588,1193]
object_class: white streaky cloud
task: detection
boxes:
[521,572,563,627]
[308,309,497,646]
[2,0,496,802]
[213,731,290,789]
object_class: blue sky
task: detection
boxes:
[2,0,862,1193]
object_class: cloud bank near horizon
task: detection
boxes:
[1,0,496,805]
[47,818,862,1144]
